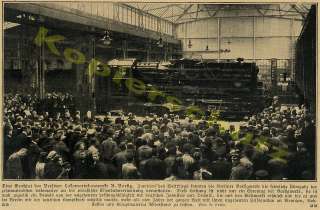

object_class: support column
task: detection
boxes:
[253,17,256,61]
[19,25,25,92]
[164,42,168,61]
[217,18,221,61]
[146,38,151,62]
[37,24,45,99]
[89,36,97,114]
[122,39,128,59]
[271,58,278,94]
[290,18,294,80]
[168,44,173,60]
[21,23,38,94]
[80,35,97,114]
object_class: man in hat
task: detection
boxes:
[3,125,14,172]
[86,146,108,179]
[66,125,82,154]
[122,152,139,179]
[164,144,177,177]
[128,113,138,126]
[87,128,100,148]
[230,156,254,180]
[201,137,216,162]
[143,149,166,179]
[300,115,315,160]
[137,138,153,162]
[35,151,47,179]
[100,137,119,164]
[43,151,63,179]
[137,140,153,178]
[193,159,212,180]
[211,155,232,180]
[38,128,56,153]
[180,143,196,179]
[267,158,288,180]
[12,126,29,152]
[71,149,89,179]
[5,148,29,179]
[112,142,128,178]
[53,130,70,162]
[25,133,42,179]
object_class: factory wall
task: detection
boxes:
[176,16,303,60]
[295,5,316,115]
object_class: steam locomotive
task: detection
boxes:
[104,58,265,120]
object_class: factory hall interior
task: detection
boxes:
[3,3,316,180]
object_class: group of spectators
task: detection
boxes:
[3,93,315,180]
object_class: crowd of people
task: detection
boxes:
[3,93,315,180]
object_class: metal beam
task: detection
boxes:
[165,6,303,21]
[165,6,308,19]
[175,14,304,24]
[291,4,306,19]
[179,35,299,39]
[120,3,175,24]
[5,3,180,44]
[204,5,213,17]
[159,6,171,18]
[278,4,283,16]
[300,4,310,13]
[145,4,179,12]
[174,4,193,23]
[164,10,205,19]
[195,5,199,20]
[210,5,222,17]
[140,4,148,11]
[255,5,266,16]
[260,6,309,14]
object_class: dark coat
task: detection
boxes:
[143,156,167,179]
[72,159,89,179]
[38,137,56,153]
[43,160,63,179]
[3,135,14,169]
[6,153,24,179]
[112,151,127,177]
[164,155,176,177]
[85,161,108,179]
[12,132,29,151]
[26,142,42,179]
[54,141,70,161]
[100,139,119,162]
[230,165,253,180]
[211,159,232,179]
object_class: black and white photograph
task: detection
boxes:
[2,2,317,180]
